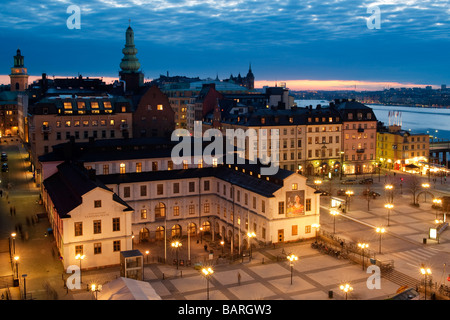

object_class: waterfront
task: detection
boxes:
[295,100,450,141]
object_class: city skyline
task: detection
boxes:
[0,0,449,90]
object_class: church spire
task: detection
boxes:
[120,24,141,73]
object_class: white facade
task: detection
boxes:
[101,167,319,250]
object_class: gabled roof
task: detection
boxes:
[43,161,132,218]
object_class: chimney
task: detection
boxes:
[88,169,96,181]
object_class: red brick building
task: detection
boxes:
[132,85,175,138]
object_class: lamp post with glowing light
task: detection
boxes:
[314,179,322,190]
[385,184,393,203]
[358,243,369,270]
[287,254,298,285]
[340,283,353,300]
[375,227,385,254]
[10,232,16,257]
[220,240,224,255]
[202,267,214,300]
[13,255,19,280]
[312,223,320,243]
[422,183,430,202]
[75,254,85,283]
[330,209,339,234]
[171,240,182,270]
[145,250,150,263]
[432,198,442,219]
[384,203,394,226]
[200,227,204,244]
[91,284,102,300]
[420,265,432,300]
[345,190,354,212]
[247,232,256,261]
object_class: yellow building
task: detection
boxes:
[377,125,429,173]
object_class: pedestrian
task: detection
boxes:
[13,206,16,216]
[0,189,3,197]
[238,272,241,285]
[204,244,208,251]
[9,207,12,216]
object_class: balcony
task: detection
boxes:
[357,128,364,133]
[120,123,129,131]
[356,148,365,153]
[41,125,52,133]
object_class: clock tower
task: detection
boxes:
[10,49,29,92]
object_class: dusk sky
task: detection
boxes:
[1,0,449,90]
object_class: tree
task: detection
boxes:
[407,176,421,206]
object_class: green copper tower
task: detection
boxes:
[119,24,144,93]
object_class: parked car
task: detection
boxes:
[1,152,7,162]
[319,190,331,196]
[341,179,357,185]
[363,189,380,197]
[1,163,8,172]
[359,178,373,184]
[337,189,347,196]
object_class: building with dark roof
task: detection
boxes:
[42,161,134,270]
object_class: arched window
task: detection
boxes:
[155,202,166,219]
[171,224,182,237]
[188,223,197,236]
[15,83,20,90]
[155,226,165,240]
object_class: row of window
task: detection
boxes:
[74,240,121,256]
[74,217,120,236]
[45,130,118,141]
[44,119,126,128]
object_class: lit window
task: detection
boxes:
[120,163,126,174]
[292,183,298,190]
[157,105,163,110]
[103,101,112,109]
[91,102,99,109]
[63,102,72,110]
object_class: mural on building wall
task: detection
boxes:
[286,190,305,216]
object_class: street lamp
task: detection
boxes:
[287,254,298,285]
[145,250,150,264]
[375,227,385,254]
[420,265,432,300]
[422,183,430,202]
[384,203,394,226]
[432,198,442,219]
[201,267,214,300]
[13,255,19,279]
[330,209,339,234]
[314,179,322,190]
[312,223,320,243]
[220,240,225,255]
[345,190,354,212]
[10,232,16,256]
[358,243,369,270]
[200,227,204,244]
[171,241,182,270]
[339,283,353,300]
[247,232,256,261]
[91,284,102,300]
[385,184,394,203]
[75,254,85,283]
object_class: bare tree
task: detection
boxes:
[407,176,421,206]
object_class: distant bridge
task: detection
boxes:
[429,141,450,169]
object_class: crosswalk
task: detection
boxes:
[388,247,439,266]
